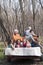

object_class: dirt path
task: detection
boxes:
[0,59,43,65]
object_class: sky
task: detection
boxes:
[0,0,43,12]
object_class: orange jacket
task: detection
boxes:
[12,34,23,41]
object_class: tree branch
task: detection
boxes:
[39,0,43,9]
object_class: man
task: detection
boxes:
[24,26,40,47]
[24,26,35,41]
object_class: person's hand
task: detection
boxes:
[11,45,15,50]
[12,47,14,50]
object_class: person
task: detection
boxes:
[26,40,31,48]
[29,29,41,47]
[24,26,40,47]
[8,39,16,50]
[12,29,23,42]
[23,38,27,47]
[16,40,21,48]
[12,29,19,41]
[10,39,15,50]
[24,26,35,42]
[20,41,23,47]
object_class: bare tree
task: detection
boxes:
[39,0,43,9]
[31,0,36,32]
[31,0,40,33]
[9,0,11,7]
[0,0,43,40]
[19,0,25,34]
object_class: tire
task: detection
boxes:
[40,54,43,61]
[7,56,11,62]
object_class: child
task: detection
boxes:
[23,39,27,47]
[20,41,23,47]
[8,39,15,50]
[16,39,21,48]
[26,40,31,48]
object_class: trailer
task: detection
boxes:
[5,47,42,61]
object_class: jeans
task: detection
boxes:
[31,41,40,47]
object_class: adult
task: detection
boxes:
[24,26,40,47]
[12,29,23,42]
[24,26,35,41]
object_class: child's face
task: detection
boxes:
[18,40,20,43]
[23,39,26,43]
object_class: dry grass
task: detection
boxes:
[39,36,43,43]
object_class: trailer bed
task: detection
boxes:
[5,47,42,57]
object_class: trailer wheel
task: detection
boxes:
[7,56,11,62]
[40,54,43,61]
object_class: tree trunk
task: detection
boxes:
[0,18,11,43]
[19,0,25,34]
[32,0,36,33]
